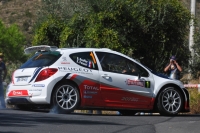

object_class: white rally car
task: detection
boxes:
[6,45,190,115]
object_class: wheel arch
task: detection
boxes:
[153,83,188,112]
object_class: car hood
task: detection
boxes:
[151,72,184,89]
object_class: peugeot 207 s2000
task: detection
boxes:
[6,45,190,115]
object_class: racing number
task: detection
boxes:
[90,52,96,64]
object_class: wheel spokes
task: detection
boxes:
[56,85,78,110]
[162,89,181,113]
[164,103,169,108]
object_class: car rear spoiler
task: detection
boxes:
[24,45,58,54]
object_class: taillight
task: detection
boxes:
[12,70,16,84]
[35,68,58,82]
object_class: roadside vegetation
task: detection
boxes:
[33,0,191,74]
[188,88,200,114]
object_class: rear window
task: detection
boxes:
[20,51,61,68]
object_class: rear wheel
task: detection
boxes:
[51,83,80,114]
[119,110,138,116]
[157,87,183,116]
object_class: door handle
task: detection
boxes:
[101,74,110,79]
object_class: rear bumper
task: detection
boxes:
[6,97,34,105]
[6,96,50,105]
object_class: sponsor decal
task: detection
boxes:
[8,90,28,97]
[121,97,139,102]
[125,79,150,88]
[84,85,99,90]
[32,84,45,87]
[77,57,95,68]
[89,52,97,64]
[83,95,93,98]
[13,91,22,95]
[29,89,42,91]
[126,79,144,87]
[61,62,70,64]
[145,81,151,88]
[77,57,88,66]
[84,90,98,94]
[58,67,93,74]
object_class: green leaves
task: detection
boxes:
[82,0,190,72]
[0,20,27,63]
[33,16,65,47]
[33,0,191,73]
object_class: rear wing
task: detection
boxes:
[24,45,58,54]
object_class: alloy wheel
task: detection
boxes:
[56,85,78,110]
[161,89,181,113]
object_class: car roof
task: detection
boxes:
[57,47,134,62]
[24,45,133,62]
[57,47,130,60]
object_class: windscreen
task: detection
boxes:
[20,51,61,68]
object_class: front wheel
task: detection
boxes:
[51,83,80,114]
[157,87,183,116]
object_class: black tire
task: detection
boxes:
[157,87,183,116]
[119,110,138,116]
[51,82,80,114]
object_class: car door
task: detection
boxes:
[69,51,104,107]
[95,52,155,109]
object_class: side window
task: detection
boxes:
[96,52,129,73]
[69,52,98,70]
[127,61,149,77]
[95,52,149,77]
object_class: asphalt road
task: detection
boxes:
[0,109,200,133]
